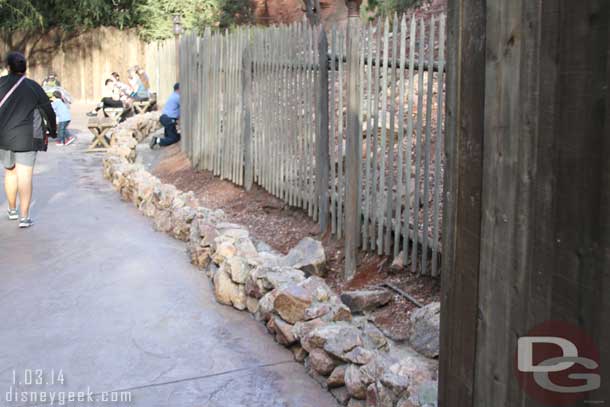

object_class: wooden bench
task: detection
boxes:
[87,117,116,152]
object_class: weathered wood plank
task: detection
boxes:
[344,9,362,279]
[410,19,426,273]
[377,17,390,255]
[317,28,330,232]
[394,15,408,259]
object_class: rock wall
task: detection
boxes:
[102,115,440,407]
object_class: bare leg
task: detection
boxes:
[16,163,33,218]
[4,166,17,210]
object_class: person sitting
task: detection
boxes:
[149,83,180,149]
[87,79,123,117]
[128,67,150,102]
[110,72,132,102]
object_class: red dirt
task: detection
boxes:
[153,144,439,340]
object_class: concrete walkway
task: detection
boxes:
[0,106,337,407]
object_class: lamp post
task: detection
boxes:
[173,13,183,83]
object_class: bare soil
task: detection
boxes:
[153,144,440,341]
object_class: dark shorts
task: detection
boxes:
[0,149,37,169]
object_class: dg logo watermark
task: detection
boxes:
[515,321,602,406]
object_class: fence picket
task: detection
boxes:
[394,15,408,259]
[431,15,446,277]
[410,19,426,273]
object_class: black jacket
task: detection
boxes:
[0,73,57,152]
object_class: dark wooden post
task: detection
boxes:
[344,0,361,280]
[317,29,330,233]
[242,47,253,191]
[438,0,486,404]
[440,0,610,405]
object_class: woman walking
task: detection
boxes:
[0,52,56,228]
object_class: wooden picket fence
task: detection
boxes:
[145,39,178,104]
[180,13,446,277]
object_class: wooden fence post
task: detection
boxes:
[317,29,330,233]
[344,2,362,280]
[242,46,253,191]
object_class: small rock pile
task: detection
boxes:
[101,114,440,407]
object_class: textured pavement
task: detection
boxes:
[0,106,337,407]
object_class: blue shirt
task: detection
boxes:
[52,99,71,123]
[162,91,180,119]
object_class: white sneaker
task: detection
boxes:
[19,217,33,228]
[7,208,18,220]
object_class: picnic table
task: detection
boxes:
[133,93,157,114]
[87,117,116,152]
[103,107,126,122]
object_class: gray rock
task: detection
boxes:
[308,348,337,376]
[409,302,440,358]
[302,322,362,353]
[153,209,172,233]
[343,347,375,365]
[293,318,326,342]
[254,289,279,322]
[245,266,305,299]
[330,386,351,406]
[340,289,393,313]
[281,237,327,277]
[226,256,252,284]
[406,380,438,407]
[271,316,297,346]
[323,327,364,359]
[345,364,367,400]
[290,344,308,363]
[234,237,258,258]
[347,399,366,407]
[380,371,410,397]
[366,382,396,407]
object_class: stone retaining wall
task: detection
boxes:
[102,114,440,407]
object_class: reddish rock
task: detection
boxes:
[327,365,347,388]
[308,348,337,376]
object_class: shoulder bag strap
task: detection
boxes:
[0,75,26,110]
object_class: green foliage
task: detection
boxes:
[364,0,422,19]
[0,0,139,31]
[0,0,254,40]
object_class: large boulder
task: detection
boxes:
[281,237,327,277]
[301,322,363,354]
[409,302,440,358]
[340,289,393,313]
[245,266,306,299]
[273,276,336,324]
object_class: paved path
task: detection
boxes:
[0,106,337,407]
